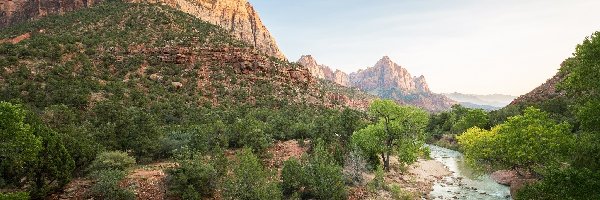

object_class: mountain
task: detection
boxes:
[298,55,455,112]
[510,73,564,106]
[297,55,349,86]
[0,1,373,113]
[350,56,431,94]
[443,92,516,109]
[349,56,455,112]
[0,0,285,59]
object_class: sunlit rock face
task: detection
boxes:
[349,56,430,94]
[297,55,349,87]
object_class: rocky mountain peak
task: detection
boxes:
[297,55,349,87]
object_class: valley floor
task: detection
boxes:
[50,140,452,200]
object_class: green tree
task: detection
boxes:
[352,100,428,171]
[451,108,489,134]
[29,124,75,198]
[167,158,218,199]
[0,101,41,187]
[222,149,281,200]
[457,107,573,176]
[560,32,600,171]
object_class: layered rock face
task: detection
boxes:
[0,0,102,28]
[297,55,349,87]
[0,0,285,59]
[349,56,430,94]
[131,0,285,59]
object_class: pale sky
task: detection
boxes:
[249,0,600,96]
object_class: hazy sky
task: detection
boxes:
[249,0,600,96]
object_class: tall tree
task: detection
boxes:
[352,100,428,171]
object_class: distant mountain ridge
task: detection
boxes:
[298,55,456,112]
[443,92,516,109]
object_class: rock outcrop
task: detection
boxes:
[1,0,285,59]
[349,56,430,94]
[0,0,103,28]
[297,55,349,87]
[131,0,285,59]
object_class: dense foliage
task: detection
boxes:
[352,99,428,171]
[457,107,573,176]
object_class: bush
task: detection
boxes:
[87,151,136,173]
[368,165,386,192]
[343,149,367,186]
[231,116,272,155]
[167,159,218,199]
[281,158,305,196]
[280,141,348,199]
[222,149,281,200]
[87,169,135,200]
[516,167,600,200]
[0,192,29,200]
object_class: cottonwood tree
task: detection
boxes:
[352,100,428,171]
[457,107,573,177]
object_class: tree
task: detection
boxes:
[457,107,573,177]
[352,100,428,171]
[222,149,281,200]
[451,108,489,134]
[0,101,42,187]
[560,32,600,171]
[29,124,75,198]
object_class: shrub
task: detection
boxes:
[158,130,193,159]
[0,192,29,200]
[516,167,600,200]
[87,169,135,200]
[389,184,414,200]
[0,101,41,187]
[222,149,281,200]
[367,165,386,192]
[281,158,305,196]
[87,151,136,174]
[343,149,367,186]
[167,159,218,199]
[231,117,272,155]
[304,141,347,200]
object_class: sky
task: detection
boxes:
[249,0,600,96]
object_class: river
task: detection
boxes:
[427,145,511,200]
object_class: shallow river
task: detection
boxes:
[427,145,511,200]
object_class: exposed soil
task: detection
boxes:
[120,162,177,200]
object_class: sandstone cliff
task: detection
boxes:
[349,56,430,94]
[131,0,285,59]
[0,0,285,59]
[297,55,349,87]
[0,0,102,28]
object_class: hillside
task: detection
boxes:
[0,0,285,59]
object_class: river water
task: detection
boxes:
[427,145,511,200]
